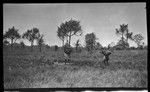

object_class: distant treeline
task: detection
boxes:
[3,19,147,53]
[3,43,147,51]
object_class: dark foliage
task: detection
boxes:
[64,43,73,58]
[54,45,58,51]
[85,32,96,53]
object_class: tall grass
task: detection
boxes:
[3,48,147,88]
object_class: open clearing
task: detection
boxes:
[3,48,147,88]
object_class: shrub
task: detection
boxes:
[63,43,73,58]
[54,45,58,51]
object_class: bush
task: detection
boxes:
[130,47,136,50]
[63,43,73,58]
[115,47,122,50]
[54,45,58,51]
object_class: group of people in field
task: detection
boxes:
[63,43,112,66]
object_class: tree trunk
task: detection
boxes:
[121,33,125,49]
[126,37,128,43]
[62,39,64,47]
[11,39,13,50]
[121,33,124,42]
[39,45,42,52]
[126,37,129,49]
[68,32,72,46]
[31,41,33,52]
[76,45,78,52]
[69,36,71,46]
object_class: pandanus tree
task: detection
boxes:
[57,19,82,46]
[3,26,21,50]
[125,31,133,42]
[116,24,129,49]
[57,19,82,60]
[125,28,134,48]
[22,27,40,52]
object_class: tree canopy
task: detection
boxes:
[116,24,131,49]
[57,19,82,46]
[85,32,97,53]
[22,27,40,51]
[3,26,21,44]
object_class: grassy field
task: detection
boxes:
[3,47,147,88]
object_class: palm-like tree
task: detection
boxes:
[116,24,129,48]
[126,32,133,41]
[22,27,39,51]
[125,26,134,42]
[57,19,82,46]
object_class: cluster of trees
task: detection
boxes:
[57,20,146,55]
[85,32,103,53]
[3,26,44,52]
[84,24,146,53]
[3,19,146,54]
[57,19,82,54]
[57,19,102,54]
[115,24,145,50]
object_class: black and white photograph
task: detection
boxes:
[3,3,147,89]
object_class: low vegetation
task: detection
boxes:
[3,47,147,88]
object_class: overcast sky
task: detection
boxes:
[3,3,147,47]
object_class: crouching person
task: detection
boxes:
[100,50,112,66]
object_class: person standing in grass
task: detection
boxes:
[100,49,112,66]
